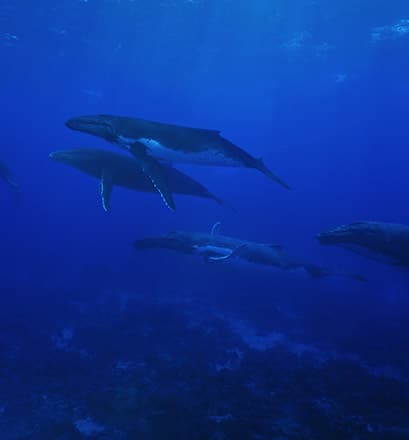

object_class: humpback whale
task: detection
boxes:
[65,114,290,189]
[317,221,409,268]
[0,160,18,190]
[134,223,364,281]
[49,148,226,212]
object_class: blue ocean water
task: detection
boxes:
[1,0,409,438]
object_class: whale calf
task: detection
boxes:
[49,148,226,211]
[317,221,409,267]
[134,223,364,281]
[0,159,18,190]
[65,114,290,189]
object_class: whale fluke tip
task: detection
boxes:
[255,158,291,190]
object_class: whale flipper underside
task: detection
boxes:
[129,143,175,211]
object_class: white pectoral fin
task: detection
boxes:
[130,143,175,211]
[208,244,247,262]
[100,170,113,212]
[208,252,232,262]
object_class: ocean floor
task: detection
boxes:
[1,286,409,439]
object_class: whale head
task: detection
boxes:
[49,149,108,179]
[65,115,118,142]
[316,222,380,246]
[134,231,198,253]
[49,149,101,165]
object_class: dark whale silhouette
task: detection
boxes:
[66,114,290,190]
[49,148,227,212]
[317,221,409,268]
[135,223,365,281]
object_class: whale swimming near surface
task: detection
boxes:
[0,159,18,190]
[65,114,290,190]
[134,223,365,281]
[49,148,227,211]
[317,221,409,268]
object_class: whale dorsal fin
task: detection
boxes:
[211,221,222,236]
[100,170,113,212]
[130,142,175,211]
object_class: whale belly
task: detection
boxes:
[118,136,241,166]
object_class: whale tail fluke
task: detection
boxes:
[255,158,291,190]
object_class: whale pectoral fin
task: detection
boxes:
[208,253,232,262]
[100,171,113,212]
[130,143,175,211]
[208,244,247,262]
[210,221,222,236]
[147,167,176,211]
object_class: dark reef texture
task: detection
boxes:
[1,287,409,439]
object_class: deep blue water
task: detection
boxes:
[1,1,409,438]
